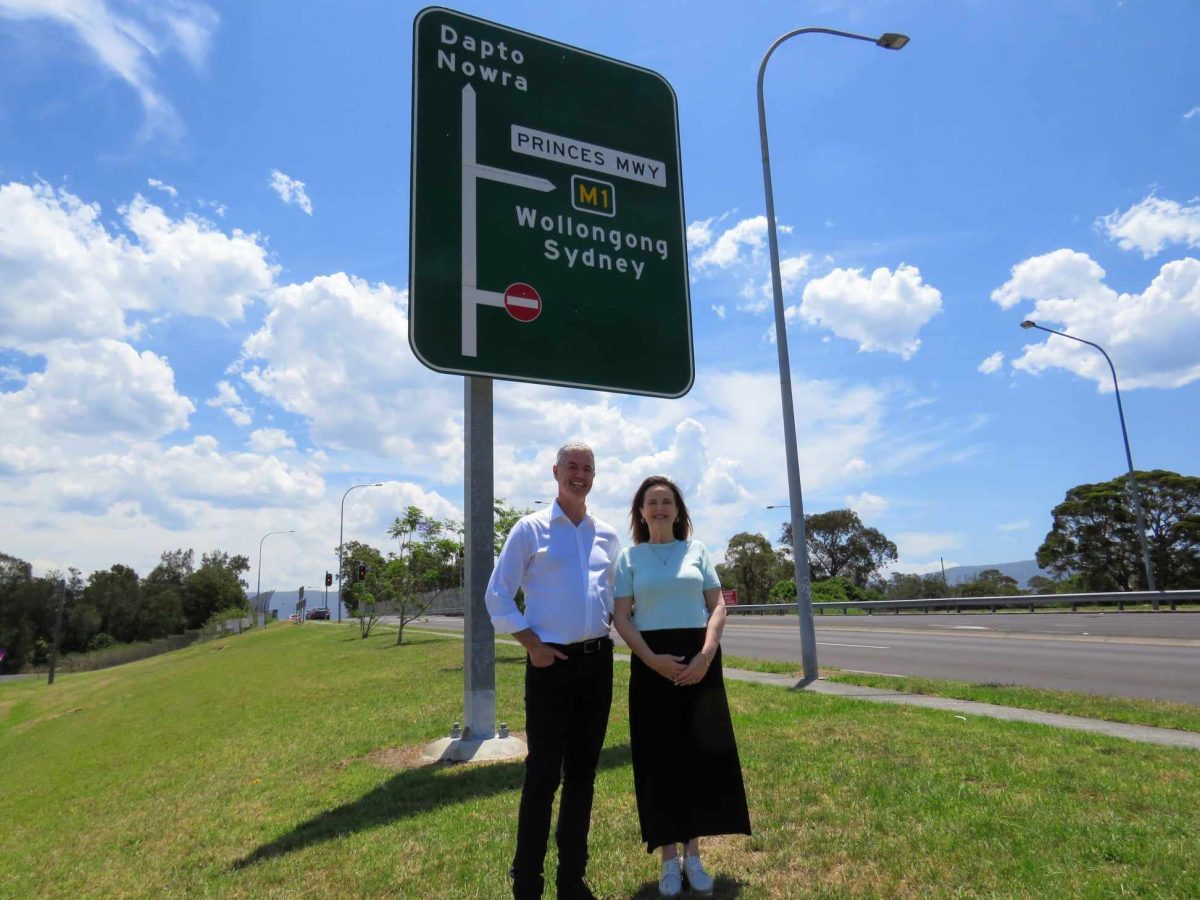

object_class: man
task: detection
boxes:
[485,441,621,900]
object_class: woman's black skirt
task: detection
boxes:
[629,627,751,852]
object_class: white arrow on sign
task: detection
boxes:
[461,84,554,357]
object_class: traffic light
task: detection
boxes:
[357,561,367,582]
[299,585,305,601]
[325,571,333,587]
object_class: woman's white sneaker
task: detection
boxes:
[682,855,714,895]
[658,857,682,897]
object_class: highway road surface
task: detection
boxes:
[412,611,1200,705]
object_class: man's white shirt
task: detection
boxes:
[485,500,621,644]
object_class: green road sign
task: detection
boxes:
[409,7,693,397]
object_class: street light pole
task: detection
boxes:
[758,26,908,686]
[1020,321,1158,603]
[338,482,384,622]
[256,530,295,617]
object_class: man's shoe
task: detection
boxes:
[509,865,543,899]
[556,874,598,899]
[658,858,682,898]
[682,855,714,896]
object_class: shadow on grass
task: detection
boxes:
[232,743,632,870]
[631,875,743,898]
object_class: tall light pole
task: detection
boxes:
[759,26,908,685]
[256,530,295,616]
[1020,320,1158,603]
[338,482,384,622]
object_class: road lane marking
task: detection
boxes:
[816,641,891,649]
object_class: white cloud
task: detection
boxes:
[687,217,714,249]
[269,170,313,215]
[997,519,1031,532]
[147,178,178,198]
[206,380,251,427]
[43,436,324,525]
[248,428,295,453]
[239,273,460,478]
[895,531,962,557]
[693,216,790,270]
[1184,106,1200,120]
[977,351,1005,375]
[844,492,888,517]
[1097,195,1200,257]
[742,254,811,314]
[993,249,1200,389]
[990,248,1103,311]
[711,304,726,320]
[0,0,219,140]
[794,264,943,359]
[0,182,276,352]
[1,339,193,440]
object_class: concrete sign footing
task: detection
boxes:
[420,733,528,764]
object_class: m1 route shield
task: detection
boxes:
[409,7,693,397]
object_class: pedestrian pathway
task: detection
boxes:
[405,625,1200,751]
[722,664,1200,750]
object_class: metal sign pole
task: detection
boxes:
[463,375,496,740]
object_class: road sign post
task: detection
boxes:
[410,6,693,396]
[411,7,690,762]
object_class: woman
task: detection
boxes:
[613,476,751,898]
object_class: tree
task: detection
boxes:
[781,509,897,589]
[199,550,250,587]
[138,549,193,639]
[83,565,142,643]
[182,552,248,630]
[1036,470,1200,591]
[717,533,788,605]
[956,569,1023,597]
[0,552,46,671]
[340,541,388,637]
[494,499,531,555]
[383,508,462,644]
[886,572,951,601]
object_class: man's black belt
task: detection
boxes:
[549,636,613,656]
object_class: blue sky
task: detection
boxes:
[2,0,1198,592]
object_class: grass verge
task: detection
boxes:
[3,623,1198,898]
[824,671,1200,734]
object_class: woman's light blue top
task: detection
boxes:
[613,539,722,631]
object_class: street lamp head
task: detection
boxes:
[1020,320,1037,330]
[876,33,909,50]
[766,504,790,509]
[373,482,384,486]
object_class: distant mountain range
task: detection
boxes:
[941,560,1050,588]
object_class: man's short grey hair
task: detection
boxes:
[556,441,595,467]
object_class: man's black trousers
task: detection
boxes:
[511,641,613,897]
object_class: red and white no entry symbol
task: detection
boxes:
[503,282,542,323]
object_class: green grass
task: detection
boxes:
[3,623,1200,898]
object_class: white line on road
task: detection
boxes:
[816,641,891,649]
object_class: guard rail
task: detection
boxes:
[726,589,1200,615]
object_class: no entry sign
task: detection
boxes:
[503,282,541,322]
[408,7,693,397]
